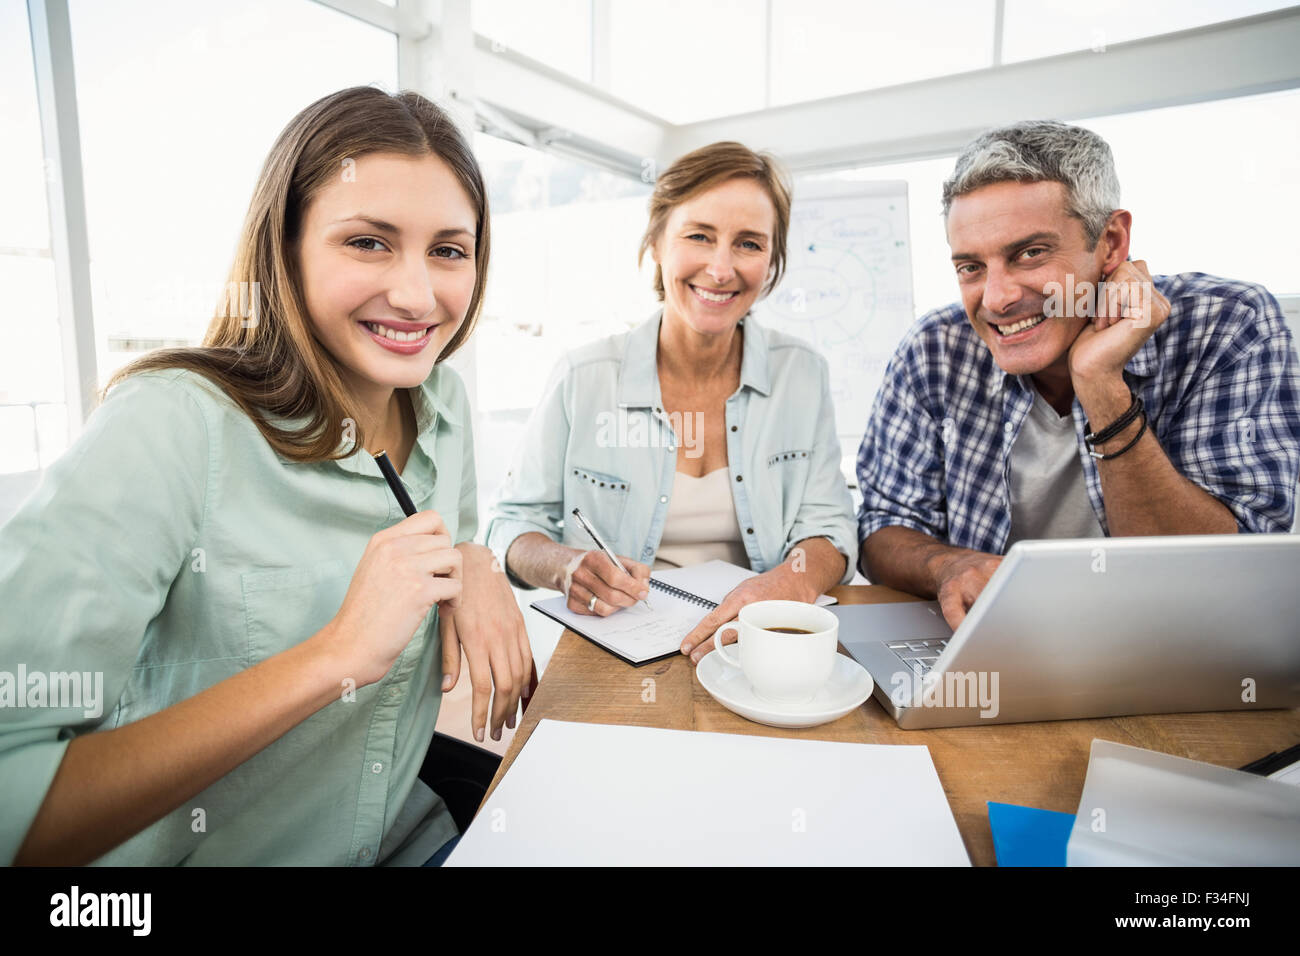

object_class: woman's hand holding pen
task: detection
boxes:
[439,543,535,743]
[563,548,652,617]
[325,510,462,687]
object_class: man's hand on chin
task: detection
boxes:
[1068,259,1171,400]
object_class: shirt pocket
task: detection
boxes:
[766,448,813,523]
[241,559,353,664]
[565,464,631,541]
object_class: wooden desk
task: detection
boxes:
[483,585,1300,865]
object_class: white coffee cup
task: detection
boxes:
[711,600,839,704]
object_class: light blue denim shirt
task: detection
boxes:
[486,310,858,585]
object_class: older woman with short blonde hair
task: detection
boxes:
[489,141,857,662]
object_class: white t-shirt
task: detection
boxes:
[1006,388,1105,547]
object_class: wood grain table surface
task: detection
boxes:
[480,585,1300,865]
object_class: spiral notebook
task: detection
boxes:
[530,559,836,666]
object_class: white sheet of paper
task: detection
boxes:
[1066,739,1300,866]
[1270,761,1300,787]
[531,590,704,662]
[445,719,970,866]
[568,599,701,657]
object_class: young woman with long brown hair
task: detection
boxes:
[0,86,530,866]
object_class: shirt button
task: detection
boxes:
[371,762,383,774]
[746,528,754,534]
[1004,422,1014,433]
[735,475,743,482]
[659,495,668,503]
[643,546,653,556]
[358,847,371,860]
[730,425,737,432]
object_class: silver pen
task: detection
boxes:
[570,507,653,611]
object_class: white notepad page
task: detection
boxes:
[446,719,970,866]
[530,559,836,664]
[1271,761,1300,787]
[654,559,838,608]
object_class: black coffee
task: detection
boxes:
[765,626,813,634]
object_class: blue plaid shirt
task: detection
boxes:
[856,273,1300,557]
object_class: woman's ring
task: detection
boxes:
[587,594,598,612]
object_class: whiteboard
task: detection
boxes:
[752,180,914,453]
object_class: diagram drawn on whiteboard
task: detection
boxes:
[753,180,915,457]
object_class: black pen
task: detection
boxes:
[1238,741,1300,776]
[376,449,540,707]
[374,450,417,516]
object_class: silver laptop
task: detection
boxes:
[833,535,1300,729]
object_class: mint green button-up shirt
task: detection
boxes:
[0,365,474,865]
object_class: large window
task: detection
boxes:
[67,0,398,388]
[1,0,397,518]
[769,0,996,106]
[0,0,65,489]
[1077,87,1300,297]
[532,0,1300,124]
[472,0,592,81]
[606,1,767,123]
[470,131,654,526]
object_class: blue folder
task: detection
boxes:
[987,801,1075,867]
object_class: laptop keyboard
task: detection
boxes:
[887,639,949,677]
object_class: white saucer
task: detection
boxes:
[695,650,875,729]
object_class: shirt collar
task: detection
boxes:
[270,371,459,469]
[617,308,772,407]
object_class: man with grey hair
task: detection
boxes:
[856,119,1300,630]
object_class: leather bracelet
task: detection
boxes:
[1088,409,1147,460]
[1084,390,1143,446]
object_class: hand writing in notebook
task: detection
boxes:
[564,548,652,617]
[679,538,849,663]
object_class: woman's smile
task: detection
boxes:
[687,283,740,306]
[359,318,440,353]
